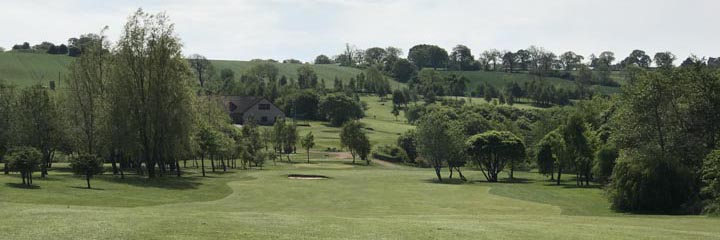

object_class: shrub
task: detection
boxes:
[70,154,105,189]
[372,145,409,163]
[607,149,694,213]
[6,147,42,186]
[593,144,619,184]
[397,131,417,162]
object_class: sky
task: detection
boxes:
[1,0,718,62]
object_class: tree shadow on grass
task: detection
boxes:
[95,174,205,190]
[423,178,467,185]
[542,183,603,189]
[70,186,105,191]
[5,183,40,189]
[496,177,533,184]
[342,162,367,167]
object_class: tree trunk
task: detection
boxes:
[86,175,91,189]
[201,154,206,177]
[111,154,118,175]
[434,166,443,182]
[556,166,562,185]
[306,150,310,163]
[455,167,467,181]
[509,160,514,180]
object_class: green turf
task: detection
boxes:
[0,52,72,87]
[295,95,415,151]
[0,160,718,239]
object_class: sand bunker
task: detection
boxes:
[287,174,330,180]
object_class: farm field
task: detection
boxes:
[0,52,402,89]
[0,52,621,95]
[0,158,718,240]
[441,70,622,95]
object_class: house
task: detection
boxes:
[221,96,285,125]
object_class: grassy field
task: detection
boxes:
[0,52,402,88]
[0,158,718,239]
[441,70,622,95]
[0,52,72,87]
[1,52,627,95]
[292,95,414,151]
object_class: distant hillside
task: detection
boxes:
[211,60,407,89]
[0,52,72,87]
[0,52,621,95]
[0,52,402,88]
[439,70,622,95]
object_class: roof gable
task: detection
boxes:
[222,96,268,113]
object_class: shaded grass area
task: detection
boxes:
[0,162,234,207]
[484,170,617,216]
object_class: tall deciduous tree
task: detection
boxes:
[17,84,63,178]
[621,50,652,68]
[319,94,364,126]
[415,111,455,182]
[0,82,16,174]
[110,9,196,178]
[66,28,110,157]
[559,51,584,70]
[408,44,448,70]
[449,45,475,71]
[188,54,212,88]
[653,51,676,69]
[466,131,525,182]
[340,121,369,164]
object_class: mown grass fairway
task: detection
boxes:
[0,158,718,239]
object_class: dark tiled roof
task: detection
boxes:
[222,96,264,113]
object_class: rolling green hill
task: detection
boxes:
[0,52,401,88]
[0,52,621,95]
[440,70,622,95]
[0,52,73,87]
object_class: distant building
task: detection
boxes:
[221,96,285,125]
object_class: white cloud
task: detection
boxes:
[1,0,718,62]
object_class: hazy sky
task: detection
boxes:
[1,0,718,62]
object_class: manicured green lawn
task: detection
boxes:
[0,159,718,239]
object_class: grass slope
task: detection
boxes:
[295,95,414,151]
[0,52,72,87]
[0,52,402,88]
[441,70,622,95]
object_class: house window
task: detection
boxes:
[258,104,270,110]
[261,116,268,122]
